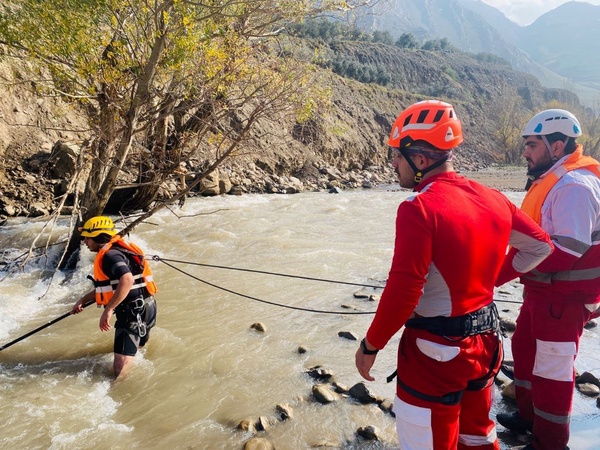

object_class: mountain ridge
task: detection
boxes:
[354,0,600,106]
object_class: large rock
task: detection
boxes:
[348,382,378,404]
[243,437,274,450]
[199,171,220,196]
[312,384,338,404]
[49,141,80,179]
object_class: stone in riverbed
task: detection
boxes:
[348,382,378,404]
[357,425,380,440]
[237,418,255,433]
[250,322,266,332]
[575,383,600,397]
[306,366,334,381]
[312,384,338,404]
[338,330,358,340]
[275,403,294,421]
[243,437,274,450]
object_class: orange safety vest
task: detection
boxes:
[93,235,158,306]
[521,145,600,224]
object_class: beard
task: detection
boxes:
[396,168,416,190]
[526,151,555,177]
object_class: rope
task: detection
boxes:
[151,256,386,289]
[152,256,524,315]
[154,256,377,315]
[151,255,524,305]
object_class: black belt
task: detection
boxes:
[404,303,499,337]
[396,377,463,405]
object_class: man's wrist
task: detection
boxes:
[360,338,379,355]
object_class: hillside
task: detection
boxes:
[353,0,600,106]
[0,39,580,220]
[519,2,600,90]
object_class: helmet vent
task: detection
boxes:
[433,110,444,122]
[417,110,429,123]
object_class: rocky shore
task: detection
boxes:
[0,136,526,223]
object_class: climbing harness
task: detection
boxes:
[404,303,500,337]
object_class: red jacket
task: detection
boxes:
[367,172,552,349]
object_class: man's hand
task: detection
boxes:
[355,339,378,381]
[71,291,94,315]
[70,301,84,315]
[99,307,114,332]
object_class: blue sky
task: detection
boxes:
[481,0,600,25]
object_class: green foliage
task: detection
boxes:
[0,0,374,250]
[326,54,391,86]
[474,52,511,67]
[372,30,394,45]
[290,17,394,45]
[0,1,368,186]
[395,33,420,49]
[489,86,528,164]
[422,38,457,52]
[442,65,459,81]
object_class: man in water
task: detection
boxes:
[495,109,600,450]
[355,100,553,449]
[71,216,157,378]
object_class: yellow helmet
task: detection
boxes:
[79,216,116,238]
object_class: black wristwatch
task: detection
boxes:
[360,338,379,355]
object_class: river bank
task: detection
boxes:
[462,166,527,192]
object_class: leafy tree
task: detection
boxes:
[422,39,442,51]
[439,38,456,52]
[395,33,420,49]
[490,86,528,164]
[372,30,393,45]
[0,0,371,269]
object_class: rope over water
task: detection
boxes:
[0,253,525,351]
[153,255,378,315]
[151,255,524,314]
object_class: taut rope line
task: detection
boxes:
[152,256,386,289]
[152,256,524,314]
[154,256,378,315]
[151,255,524,306]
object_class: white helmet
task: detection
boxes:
[522,109,582,138]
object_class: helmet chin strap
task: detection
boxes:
[541,135,557,162]
[541,135,570,161]
[400,148,449,185]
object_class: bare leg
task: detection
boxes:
[113,353,134,379]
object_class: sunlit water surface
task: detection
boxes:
[1,188,599,449]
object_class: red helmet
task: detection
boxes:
[388,100,463,151]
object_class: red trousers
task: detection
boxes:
[511,290,595,450]
[393,328,502,450]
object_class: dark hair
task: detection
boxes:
[407,140,450,160]
[546,132,577,154]
[92,233,113,244]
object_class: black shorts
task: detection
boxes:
[113,297,157,357]
[114,326,151,356]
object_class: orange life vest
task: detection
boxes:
[93,235,157,306]
[521,145,600,224]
